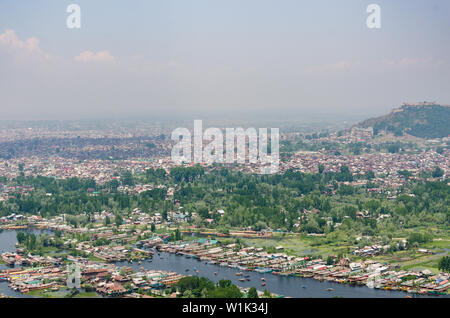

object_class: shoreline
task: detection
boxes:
[1,227,448,298]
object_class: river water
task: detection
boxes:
[0,229,51,298]
[116,252,447,298]
[0,230,446,298]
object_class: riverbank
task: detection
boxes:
[117,251,446,298]
[1,229,448,298]
[138,238,449,297]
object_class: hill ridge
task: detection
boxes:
[356,102,450,139]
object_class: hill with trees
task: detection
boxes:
[357,103,450,138]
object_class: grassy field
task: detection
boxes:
[26,288,71,298]
[88,254,105,262]
[423,239,450,250]
[374,247,448,274]
[401,257,441,273]
[222,233,353,257]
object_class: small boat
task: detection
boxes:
[185,269,190,272]
[326,288,334,291]
[236,272,243,276]
[261,278,265,281]
[239,278,247,282]
[138,261,142,265]
[302,285,307,288]
[214,272,218,275]
[261,282,266,286]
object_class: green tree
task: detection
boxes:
[115,214,123,227]
[432,167,444,178]
[121,171,135,186]
[247,287,258,298]
[262,289,272,298]
[438,256,450,272]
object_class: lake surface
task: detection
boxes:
[116,252,447,298]
[0,228,52,254]
[0,229,50,298]
[0,230,446,298]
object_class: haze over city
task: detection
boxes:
[0,0,449,121]
[0,0,449,307]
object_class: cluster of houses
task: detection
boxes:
[0,156,175,185]
[82,264,183,297]
[0,266,64,293]
[1,252,61,268]
[0,118,448,187]
[0,201,448,298]
[353,245,390,257]
[141,238,449,295]
[0,184,34,202]
[0,213,26,225]
[0,256,184,297]
[283,150,448,189]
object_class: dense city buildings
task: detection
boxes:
[0,119,448,299]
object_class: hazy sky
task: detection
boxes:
[0,0,449,121]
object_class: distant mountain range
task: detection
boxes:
[356,102,450,139]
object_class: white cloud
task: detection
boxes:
[74,50,115,63]
[0,30,116,64]
[0,29,44,54]
[382,57,446,67]
[399,57,430,65]
[304,60,361,73]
